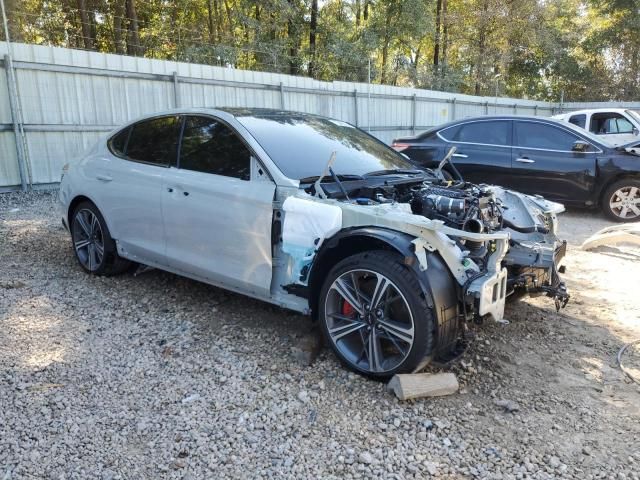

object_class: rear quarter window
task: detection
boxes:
[449,121,511,146]
[108,127,130,156]
[438,125,461,141]
[126,116,181,167]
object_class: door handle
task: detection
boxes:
[452,153,468,158]
[515,157,535,163]
[96,174,112,182]
[167,187,174,193]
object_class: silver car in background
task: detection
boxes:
[59,108,568,379]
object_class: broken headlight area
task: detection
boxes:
[504,237,569,311]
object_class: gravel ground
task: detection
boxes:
[1,191,639,480]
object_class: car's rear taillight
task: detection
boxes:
[391,142,410,152]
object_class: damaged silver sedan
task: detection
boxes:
[58,108,568,379]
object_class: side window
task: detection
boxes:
[515,122,581,151]
[109,127,130,156]
[451,121,510,146]
[614,117,634,134]
[179,115,251,180]
[590,113,633,135]
[126,116,181,166]
[568,114,586,129]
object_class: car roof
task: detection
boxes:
[120,107,336,127]
[396,115,569,140]
[394,114,614,147]
[439,114,569,128]
[558,108,633,116]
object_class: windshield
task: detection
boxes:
[236,113,414,180]
[626,110,640,125]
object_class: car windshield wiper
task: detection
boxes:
[299,173,364,183]
[364,168,426,177]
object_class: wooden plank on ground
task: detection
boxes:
[387,372,459,401]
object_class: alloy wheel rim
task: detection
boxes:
[324,269,415,374]
[609,186,640,219]
[72,209,105,271]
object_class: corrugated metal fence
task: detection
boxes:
[0,41,622,190]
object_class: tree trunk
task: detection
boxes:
[287,0,299,75]
[380,4,393,84]
[125,0,142,56]
[207,0,215,43]
[223,0,234,38]
[113,0,125,54]
[355,0,361,27]
[433,0,442,67]
[632,46,640,99]
[254,4,262,67]
[242,22,250,67]
[76,0,95,50]
[474,0,489,95]
[309,0,318,77]
[4,0,23,42]
[441,0,448,67]
[413,46,421,76]
[364,0,370,21]
[213,0,221,42]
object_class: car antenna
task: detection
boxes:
[314,151,337,199]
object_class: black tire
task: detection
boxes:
[602,179,640,222]
[70,201,131,275]
[318,250,436,380]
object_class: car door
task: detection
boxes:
[162,114,276,298]
[510,120,598,203]
[438,120,513,186]
[95,115,181,265]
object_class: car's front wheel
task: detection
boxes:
[602,179,640,222]
[71,201,131,275]
[319,250,436,380]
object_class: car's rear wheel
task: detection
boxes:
[319,250,436,380]
[602,179,640,222]
[71,201,131,275]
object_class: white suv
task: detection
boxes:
[553,108,640,146]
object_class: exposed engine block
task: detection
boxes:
[409,183,502,233]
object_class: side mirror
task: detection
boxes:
[572,140,589,152]
[633,127,639,136]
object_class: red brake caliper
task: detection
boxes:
[342,300,356,317]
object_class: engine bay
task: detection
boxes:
[308,175,519,235]
[303,171,569,312]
